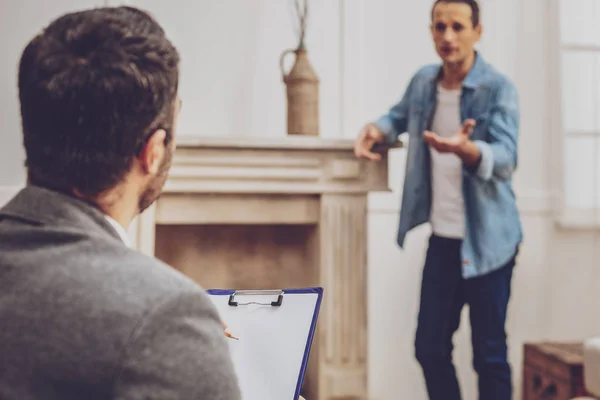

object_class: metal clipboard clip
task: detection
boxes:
[228,289,284,307]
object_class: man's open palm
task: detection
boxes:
[423,119,476,154]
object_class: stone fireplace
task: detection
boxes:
[127,135,397,400]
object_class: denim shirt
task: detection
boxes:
[374,52,522,279]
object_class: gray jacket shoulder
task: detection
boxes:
[0,217,241,400]
[105,247,242,400]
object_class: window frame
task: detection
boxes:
[548,0,600,229]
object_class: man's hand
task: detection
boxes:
[354,124,386,161]
[423,119,476,153]
[423,119,481,166]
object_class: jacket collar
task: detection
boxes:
[0,185,122,243]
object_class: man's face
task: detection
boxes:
[137,97,181,214]
[430,2,481,65]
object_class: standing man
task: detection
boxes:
[0,6,241,400]
[354,1,521,399]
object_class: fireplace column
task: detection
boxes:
[319,193,369,399]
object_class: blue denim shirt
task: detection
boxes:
[374,52,522,279]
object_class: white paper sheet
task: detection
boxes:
[208,290,320,400]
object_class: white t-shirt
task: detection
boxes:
[429,85,466,239]
[105,214,132,247]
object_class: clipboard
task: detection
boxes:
[206,287,323,400]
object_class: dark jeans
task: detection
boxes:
[415,234,516,400]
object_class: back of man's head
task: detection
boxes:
[18,6,180,197]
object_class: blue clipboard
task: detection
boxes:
[206,287,323,400]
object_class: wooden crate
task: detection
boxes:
[523,342,595,400]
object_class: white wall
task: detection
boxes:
[1,1,599,400]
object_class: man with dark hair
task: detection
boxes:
[354,0,520,399]
[0,6,241,400]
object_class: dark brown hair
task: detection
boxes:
[432,0,480,27]
[18,6,180,196]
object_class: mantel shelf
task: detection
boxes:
[176,134,402,152]
[164,135,400,195]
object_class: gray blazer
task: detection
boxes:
[0,186,241,400]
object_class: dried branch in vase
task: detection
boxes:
[291,0,309,50]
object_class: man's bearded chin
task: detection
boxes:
[137,148,172,214]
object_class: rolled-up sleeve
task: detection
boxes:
[470,80,520,181]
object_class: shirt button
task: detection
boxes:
[463,259,470,266]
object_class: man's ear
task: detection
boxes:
[138,129,167,175]
[475,23,483,40]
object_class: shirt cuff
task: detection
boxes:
[472,140,494,181]
[372,116,396,144]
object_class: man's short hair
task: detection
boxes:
[431,0,480,27]
[18,6,180,196]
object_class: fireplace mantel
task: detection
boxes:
[164,135,393,196]
[128,134,401,400]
